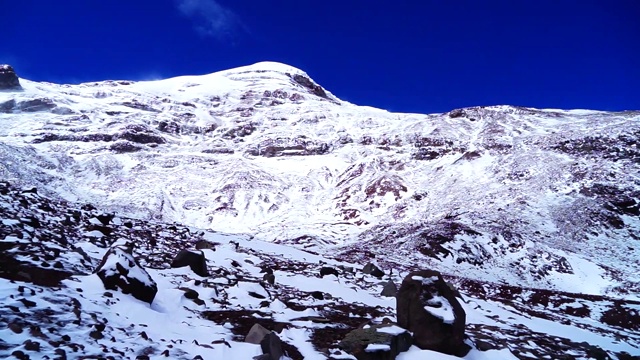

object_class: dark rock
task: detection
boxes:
[396,270,469,356]
[320,266,340,277]
[195,240,214,250]
[171,249,209,277]
[23,340,40,351]
[381,280,398,297]
[17,98,57,112]
[448,108,465,118]
[19,298,37,308]
[11,350,28,360]
[96,214,115,225]
[0,65,21,90]
[362,263,385,278]
[9,323,23,333]
[0,99,16,112]
[110,141,142,153]
[291,74,328,99]
[245,323,270,344]
[475,340,496,351]
[338,324,412,360]
[263,273,275,285]
[183,289,199,299]
[95,240,158,304]
[260,332,284,360]
[310,291,324,300]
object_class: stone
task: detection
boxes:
[23,339,40,351]
[260,332,283,360]
[320,266,339,277]
[95,240,158,304]
[0,65,21,90]
[263,273,275,285]
[396,270,469,356]
[380,280,398,297]
[195,240,214,250]
[338,324,412,360]
[171,249,209,277]
[362,263,385,278]
[245,323,270,344]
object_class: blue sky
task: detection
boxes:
[2,1,638,113]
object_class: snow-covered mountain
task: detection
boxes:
[0,62,639,358]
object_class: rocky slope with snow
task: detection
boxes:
[0,62,639,358]
[1,181,638,359]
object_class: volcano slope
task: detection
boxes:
[0,62,639,358]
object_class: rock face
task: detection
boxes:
[95,240,158,304]
[396,270,469,356]
[339,324,412,360]
[0,65,21,90]
[171,249,209,277]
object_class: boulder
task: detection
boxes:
[338,324,412,360]
[0,65,21,90]
[95,240,158,304]
[171,249,209,277]
[320,266,340,277]
[260,332,283,360]
[396,270,469,356]
[380,280,397,297]
[363,263,385,278]
[245,323,270,344]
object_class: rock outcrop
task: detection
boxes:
[396,270,469,356]
[95,240,158,304]
[0,65,21,90]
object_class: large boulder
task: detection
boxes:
[95,240,158,304]
[339,324,412,360]
[396,270,469,356]
[0,65,21,90]
[171,249,209,277]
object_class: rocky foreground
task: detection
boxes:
[1,181,639,359]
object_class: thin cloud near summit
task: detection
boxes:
[176,0,245,40]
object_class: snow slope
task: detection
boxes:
[0,62,639,300]
[0,182,638,359]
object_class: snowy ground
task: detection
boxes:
[0,182,638,359]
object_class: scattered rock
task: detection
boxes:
[380,280,398,297]
[362,263,384,278]
[396,270,469,356]
[95,240,158,304]
[338,324,412,360]
[260,332,283,360]
[320,266,340,277]
[263,273,275,285]
[23,340,40,352]
[245,324,270,344]
[171,249,209,277]
[195,240,214,250]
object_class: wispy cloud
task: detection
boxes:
[176,0,245,40]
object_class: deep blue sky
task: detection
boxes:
[2,1,638,113]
